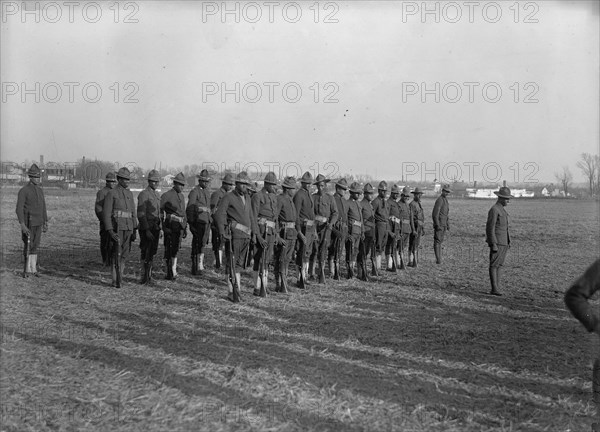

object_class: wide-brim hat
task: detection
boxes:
[173,172,186,185]
[300,171,313,184]
[264,171,278,185]
[494,186,514,199]
[363,183,375,194]
[235,171,251,185]
[147,170,160,182]
[313,174,330,185]
[222,173,235,185]
[411,187,423,195]
[401,186,411,197]
[349,182,362,194]
[116,167,131,180]
[390,184,400,194]
[105,172,117,182]
[197,169,211,182]
[282,176,297,189]
[27,163,42,178]
[377,180,387,191]
[335,178,348,190]
[442,184,452,193]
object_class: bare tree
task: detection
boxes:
[554,166,573,197]
[576,153,598,196]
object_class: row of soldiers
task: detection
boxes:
[94,167,452,301]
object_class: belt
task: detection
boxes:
[197,206,210,213]
[283,222,295,229]
[113,210,132,218]
[258,218,276,228]
[351,220,362,227]
[232,221,251,235]
[304,219,314,227]
[389,216,400,223]
[401,219,410,224]
[167,214,185,223]
[315,215,328,223]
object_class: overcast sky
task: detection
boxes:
[1,0,598,184]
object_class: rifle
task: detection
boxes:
[114,218,121,288]
[259,237,267,297]
[22,216,30,278]
[390,223,398,272]
[360,236,368,281]
[227,223,240,302]
[398,232,406,270]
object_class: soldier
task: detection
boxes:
[328,178,349,280]
[310,174,338,283]
[432,183,451,264]
[187,169,212,275]
[345,182,364,279]
[485,186,513,296]
[213,172,260,302]
[358,183,376,280]
[161,173,187,280]
[251,172,279,296]
[408,187,425,267]
[397,186,415,270]
[245,181,259,269]
[95,172,117,266]
[386,184,401,272]
[210,173,234,269]
[137,169,162,285]
[293,172,316,288]
[274,176,298,293]
[16,163,48,277]
[371,181,389,275]
[103,167,138,287]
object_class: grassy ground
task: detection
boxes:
[1,186,599,431]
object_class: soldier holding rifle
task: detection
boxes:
[328,178,349,280]
[293,172,317,288]
[161,173,187,280]
[103,167,137,287]
[397,187,415,270]
[16,164,48,277]
[95,172,116,266]
[274,177,298,293]
[358,183,376,280]
[408,187,425,267]
[386,184,401,272]
[137,170,162,285]
[210,173,234,270]
[187,169,212,275]
[371,181,389,275]
[213,172,260,302]
[310,174,338,283]
[346,182,364,279]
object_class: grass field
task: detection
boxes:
[1,186,599,431]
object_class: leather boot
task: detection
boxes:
[191,254,198,275]
[308,259,315,281]
[281,267,289,293]
[347,261,353,279]
[371,257,378,276]
[399,252,406,270]
[297,265,306,289]
[318,261,326,284]
[166,259,173,280]
[140,261,148,284]
[333,260,340,280]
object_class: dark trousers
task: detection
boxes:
[409,232,421,256]
[310,223,331,263]
[358,235,375,262]
[140,228,160,262]
[296,225,316,265]
[253,226,275,271]
[164,222,183,259]
[23,225,43,254]
[110,230,133,261]
[191,222,210,255]
[328,226,347,262]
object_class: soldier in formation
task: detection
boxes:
[357,183,376,280]
[329,178,349,280]
[345,182,364,279]
[137,170,162,285]
[274,176,298,293]
[95,172,116,266]
[386,184,401,272]
[210,173,234,269]
[371,181,389,275]
[310,174,338,283]
[161,173,187,280]
[397,187,414,270]
[408,187,424,267]
[293,172,316,288]
[187,169,212,275]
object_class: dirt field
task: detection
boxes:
[1,186,599,432]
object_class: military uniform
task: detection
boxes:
[310,174,338,283]
[161,173,187,280]
[408,187,425,267]
[187,170,212,274]
[210,173,234,269]
[358,183,376,279]
[328,178,349,280]
[432,184,451,264]
[485,186,512,296]
[137,170,162,284]
[293,172,317,288]
[397,187,415,270]
[95,172,116,266]
[371,181,389,274]
[386,185,401,271]
[345,182,364,279]
[16,164,48,277]
[103,167,138,287]
[274,177,298,293]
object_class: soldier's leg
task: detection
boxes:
[211,226,222,269]
[252,240,263,296]
[139,233,149,284]
[28,225,42,275]
[190,229,199,275]
[198,222,209,271]
[120,230,133,281]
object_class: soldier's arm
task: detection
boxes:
[432,198,441,228]
[485,207,497,246]
[251,192,261,222]
[186,189,197,223]
[292,192,303,231]
[16,188,26,225]
[103,190,114,231]
[328,196,338,226]
[565,260,600,334]
[213,194,229,236]
[95,191,104,220]
[137,191,148,231]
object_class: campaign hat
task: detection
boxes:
[442,184,452,193]
[494,186,514,199]
[300,172,313,184]
[197,169,211,181]
[377,181,388,191]
[222,173,235,185]
[116,167,131,180]
[105,172,117,182]
[349,182,362,194]
[401,186,411,197]
[264,172,278,185]
[411,187,423,195]
[335,178,348,190]
[147,170,160,182]
[173,172,186,185]
[235,171,251,185]
[363,183,375,194]
[282,176,297,189]
[313,174,330,185]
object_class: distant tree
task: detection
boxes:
[576,153,598,196]
[554,166,573,197]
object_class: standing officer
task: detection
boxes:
[137,169,162,285]
[346,182,364,279]
[408,187,425,267]
[293,172,316,288]
[329,178,349,280]
[187,169,212,275]
[358,183,376,280]
[210,173,234,269]
[310,174,338,283]
[213,172,260,302]
[371,181,389,275]
[274,176,298,293]
[432,184,451,264]
[485,186,513,296]
[397,187,415,270]
[161,173,187,280]
[386,184,401,272]
[16,163,48,277]
[95,172,117,266]
[103,167,138,287]
[251,172,279,296]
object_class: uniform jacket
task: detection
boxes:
[564,259,600,333]
[312,192,338,225]
[432,195,450,229]
[360,199,375,235]
[95,186,112,226]
[161,188,187,227]
[346,198,363,236]
[486,202,510,246]
[187,185,211,224]
[252,188,278,221]
[137,186,161,231]
[210,187,229,213]
[16,182,47,227]
[409,200,425,234]
[293,187,315,231]
[333,193,349,226]
[276,193,298,239]
[398,200,414,235]
[103,184,138,231]
[371,196,389,223]
[214,190,258,239]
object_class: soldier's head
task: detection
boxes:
[235,172,251,195]
[335,178,348,196]
[313,174,330,194]
[105,172,117,189]
[441,184,452,197]
[400,187,411,203]
[28,164,42,185]
[147,170,160,191]
[264,172,278,194]
[116,167,131,188]
[363,183,375,202]
[282,176,297,197]
[377,181,387,199]
[411,187,423,202]
[494,187,513,206]
[222,173,235,192]
[300,172,313,192]
[172,172,185,193]
[197,169,211,189]
[349,182,362,201]
[390,184,400,200]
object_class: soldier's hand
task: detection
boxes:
[183,229,188,239]
[130,229,137,242]
[257,235,267,248]
[491,244,498,253]
[298,232,306,244]
[276,235,286,246]
[145,230,155,241]
[221,232,231,241]
[108,230,119,242]
[42,222,48,233]
[20,223,30,236]
[189,226,197,236]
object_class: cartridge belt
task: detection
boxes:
[283,222,295,229]
[258,218,276,228]
[389,216,400,224]
[315,215,328,224]
[113,210,133,218]
[167,214,184,223]
[232,221,251,235]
